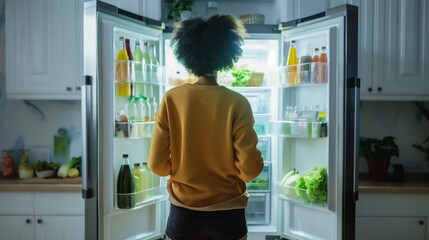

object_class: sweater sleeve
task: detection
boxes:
[233,102,264,182]
[148,98,172,176]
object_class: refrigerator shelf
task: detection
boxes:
[278,185,327,208]
[271,121,328,138]
[247,164,271,191]
[115,121,155,139]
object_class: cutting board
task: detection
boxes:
[21,177,82,184]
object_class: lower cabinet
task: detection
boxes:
[0,192,84,240]
[356,216,426,240]
[356,193,429,240]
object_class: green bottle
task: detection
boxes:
[117,154,135,209]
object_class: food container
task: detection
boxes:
[247,72,264,86]
[240,14,265,24]
[36,170,56,178]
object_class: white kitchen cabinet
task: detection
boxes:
[356,193,429,240]
[0,192,84,240]
[356,216,426,240]
[0,216,35,240]
[99,0,161,20]
[5,0,83,100]
[359,0,429,100]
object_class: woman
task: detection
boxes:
[148,14,264,240]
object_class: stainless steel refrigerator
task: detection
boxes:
[82,1,359,239]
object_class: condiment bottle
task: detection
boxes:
[117,154,135,209]
[300,53,312,83]
[116,36,131,96]
[142,42,151,83]
[287,40,299,85]
[149,44,159,83]
[318,46,328,83]
[311,48,320,83]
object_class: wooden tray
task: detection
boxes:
[21,177,82,184]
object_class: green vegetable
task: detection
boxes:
[231,67,252,87]
[34,160,60,172]
[295,167,327,205]
[57,156,82,178]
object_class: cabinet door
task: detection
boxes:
[0,216,35,240]
[5,0,82,100]
[361,0,429,100]
[35,216,84,240]
[356,216,425,240]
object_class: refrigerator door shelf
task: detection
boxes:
[115,121,155,139]
[272,121,328,139]
[115,186,167,211]
[279,185,327,208]
[277,63,328,87]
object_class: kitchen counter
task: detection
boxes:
[359,173,429,194]
[0,177,82,192]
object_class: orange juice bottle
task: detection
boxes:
[287,40,299,85]
[116,36,130,97]
[318,46,328,83]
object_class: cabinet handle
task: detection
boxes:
[377,87,382,92]
[66,86,73,91]
[368,87,372,92]
[37,219,43,224]
[26,218,32,224]
[419,220,424,225]
[76,86,81,91]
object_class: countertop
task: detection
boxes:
[359,173,429,194]
[0,177,82,192]
[1,174,429,194]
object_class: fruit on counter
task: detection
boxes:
[295,167,327,205]
[57,156,82,178]
[67,168,79,178]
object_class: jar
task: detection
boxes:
[2,150,15,177]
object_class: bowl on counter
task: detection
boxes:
[36,170,56,178]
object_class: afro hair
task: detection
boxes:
[170,14,247,77]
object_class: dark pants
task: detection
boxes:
[166,204,248,240]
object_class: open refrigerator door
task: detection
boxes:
[274,5,359,240]
[83,2,169,239]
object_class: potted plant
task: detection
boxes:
[359,136,399,181]
[412,136,429,161]
[165,0,195,22]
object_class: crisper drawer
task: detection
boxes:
[246,164,270,191]
[245,193,270,225]
[239,88,271,114]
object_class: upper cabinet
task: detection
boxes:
[5,0,83,100]
[281,0,429,101]
[360,0,429,101]
[100,0,162,20]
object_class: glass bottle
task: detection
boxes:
[140,162,153,199]
[117,154,135,209]
[300,52,312,83]
[133,40,145,97]
[149,44,159,83]
[142,42,151,83]
[318,46,328,83]
[2,150,15,177]
[116,36,130,96]
[206,1,218,18]
[148,97,158,121]
[287,40,299,85]
[311,48,320,83]
[283,106,294,136]
[132,163,142,203]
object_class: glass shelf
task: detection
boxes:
[271,121,328,138]
[115,121,155,139]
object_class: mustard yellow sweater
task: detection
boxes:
[148,83,264,211]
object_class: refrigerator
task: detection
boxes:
[82,1,359,239]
